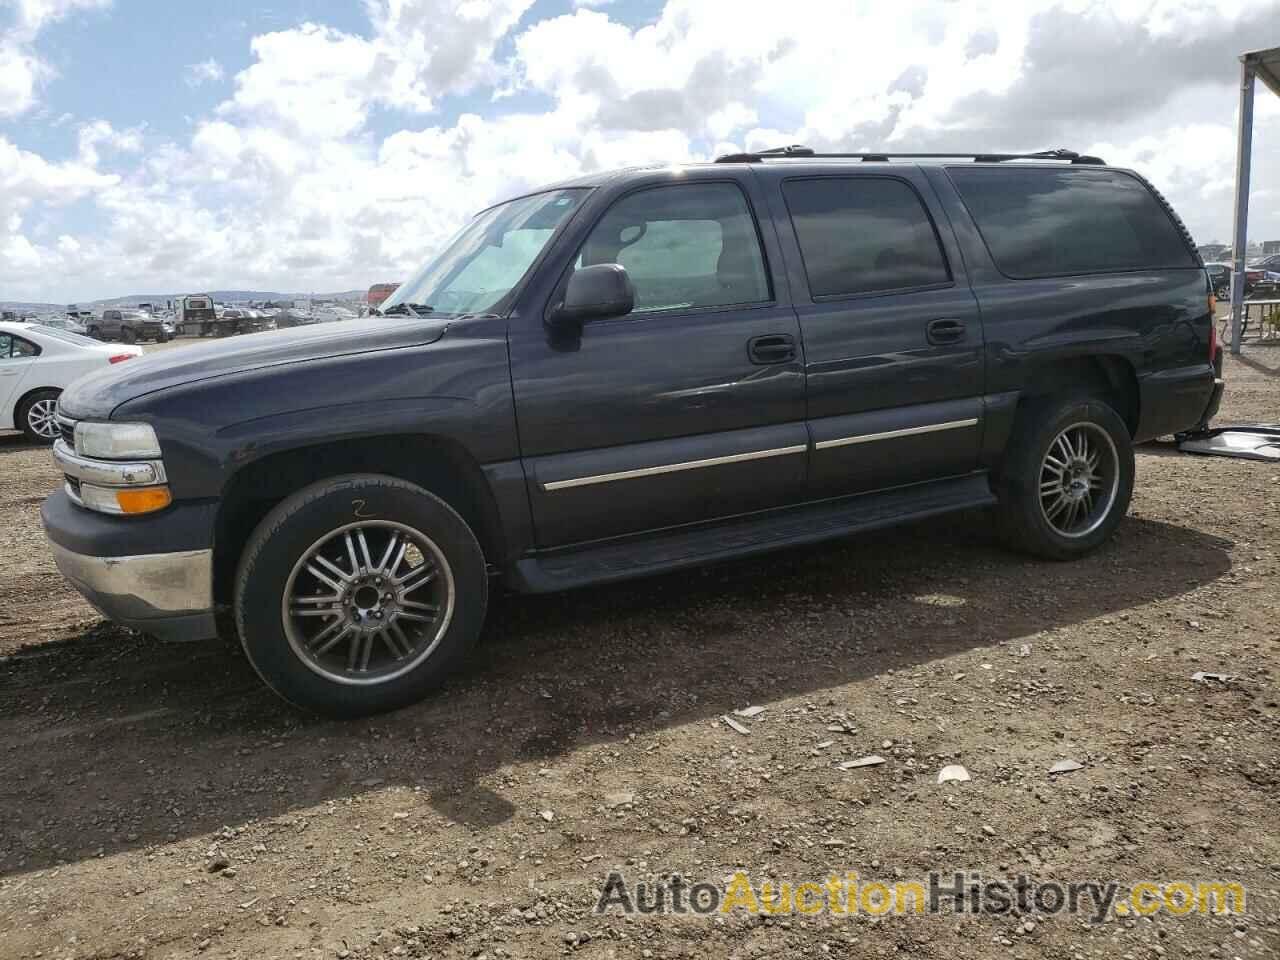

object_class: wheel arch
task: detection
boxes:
[1015,354,1139,436]
[984,354,1139,475]
[212,434,505,607]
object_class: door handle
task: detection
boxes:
[926,318,966,345]
[748,334,796,364]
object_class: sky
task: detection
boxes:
[1,0,1278,303]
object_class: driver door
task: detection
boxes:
[508,175,808,548]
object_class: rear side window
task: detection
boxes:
[576,182,770,313]
[0,334,39,358]
[948,167,1196,278]
[782,177,951,298]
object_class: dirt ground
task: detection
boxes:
[0,344,1277,960]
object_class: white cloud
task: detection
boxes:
[6,0,110,36]
[0,0,110,119]
[2,0,1280,302]
[76,119,143,166]
[184,58,224,88]
[0,41,44,117]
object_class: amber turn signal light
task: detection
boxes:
[114,486,173,514]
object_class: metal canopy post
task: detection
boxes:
[1230,47,1280,355]
[1229,62,1254,355]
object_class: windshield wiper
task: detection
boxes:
[380,302,433,318]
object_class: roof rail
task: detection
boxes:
[714,146,1106,165]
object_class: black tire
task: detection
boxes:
[157,332,170,343]
[994,395,1135,560]
[16,388,61,444]
[121,327,137,344]
[86,325,101,340]
[234,474,487,717]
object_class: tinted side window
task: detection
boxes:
[12,336,38,357]
[0,334,10,357]
[576,182,769,314]
[782,178,951,298]
[948,167,1196,278]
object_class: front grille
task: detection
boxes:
[56,413,76,447]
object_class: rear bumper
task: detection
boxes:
[41,489,218,641]
[1136,364,1218,442]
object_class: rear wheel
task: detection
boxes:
[121,327,137,344]
[234,474,487,717]
[17,389,60,444]
[995,395,1134,560]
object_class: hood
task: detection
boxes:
[60,315,450,420]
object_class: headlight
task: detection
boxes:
[75,422,162,459]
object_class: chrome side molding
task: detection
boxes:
[815,418,979,451]
[543,444,808,491]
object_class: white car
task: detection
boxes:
[0,322,143,443]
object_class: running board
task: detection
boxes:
[511,473,996,593]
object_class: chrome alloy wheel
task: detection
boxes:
[281,521,456,686]
[1038,422,1119,538]
[27,398,59,439]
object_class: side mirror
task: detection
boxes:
[553,263,635,326]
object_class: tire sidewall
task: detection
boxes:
[235,475,487,717]
[1003,397,1135,559]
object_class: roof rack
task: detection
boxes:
[714,146,1106,165]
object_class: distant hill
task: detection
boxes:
[2,290,367,313]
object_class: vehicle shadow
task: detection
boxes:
[0,432,48,453]
[0,511,1232,875]
[1233,350,1280,377]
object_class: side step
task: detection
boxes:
[512,473,996,593]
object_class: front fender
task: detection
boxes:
[112,322,518,501]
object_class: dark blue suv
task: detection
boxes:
[42,147,1220,716]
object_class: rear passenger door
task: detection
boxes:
[762,168,985,497]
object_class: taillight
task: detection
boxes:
[108,354,134,364]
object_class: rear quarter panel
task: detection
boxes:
[924,166,1214,443]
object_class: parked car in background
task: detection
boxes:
[42,148,1219,717]
[218,308,277,335]
[272,309,320,329]
[1206,262,1267,299]
[0,321,140,442]
[1248,253,1280,282]
[89,309,171,343]
[1205,262,1231,298]
[311,305,358,323]
[38,316,89,335]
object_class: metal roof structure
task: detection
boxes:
[1228,46,1280,354]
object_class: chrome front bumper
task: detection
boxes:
[49,543,217,641]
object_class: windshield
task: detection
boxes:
[382,188,588,316]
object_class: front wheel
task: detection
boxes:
[234,474,488,717]
[121,327,137,344]
[995,395,1134,560]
